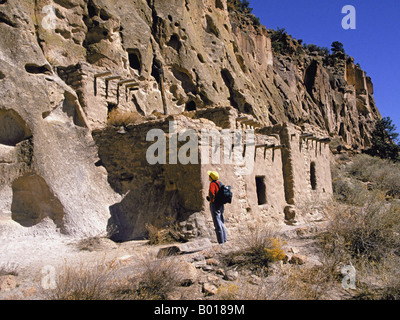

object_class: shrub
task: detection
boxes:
[145,216,187,245]
[107,109,142,127]
[134,255,184,300]
[45,261,117,300]
[216,284,240,300]
[224,226,286,273]
[348,154,400,198]
[320,200,400,263]
[279,264,341,300]
[332,177,369,205]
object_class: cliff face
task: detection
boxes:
[0,0,381,239]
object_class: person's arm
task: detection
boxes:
[209,182,219,203]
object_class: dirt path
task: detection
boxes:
[0,221,328,300]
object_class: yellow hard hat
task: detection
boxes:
[207,171,219,181]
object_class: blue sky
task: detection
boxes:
[249,0,400,134]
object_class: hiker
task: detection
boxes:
[206,171,228,244]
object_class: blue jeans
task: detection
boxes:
[210,202,227,244]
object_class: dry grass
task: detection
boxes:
[107,109,143,127]
[44,260,118,300]
[134,255,184,300]
[44,254,185,300]
[223,226,287,275]
[320,154,400,299]
[333,154,400,202]
[320,197,400,264]
[76,236,102,252]
[111,255,185,300]
[145,216,187,245]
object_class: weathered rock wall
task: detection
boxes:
[0,0,381,240]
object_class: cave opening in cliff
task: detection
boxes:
[310,161,317,190]
[128,49,141,73]
[0,109,32,146]
[11,174,65,231]
[185,100,196,111]
[24,63,52,75]
[256,176,267,205]
[167,34,182,52]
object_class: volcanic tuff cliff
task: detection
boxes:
[0,0,381,239]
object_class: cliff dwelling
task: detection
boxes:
[0,0,380,245]
[93,107,333,241]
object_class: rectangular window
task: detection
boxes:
[310,162,317,190]
[256,176,267,205]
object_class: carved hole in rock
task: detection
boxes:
[87,0,98,18]
[185,100,196,111]
[235,54,247,73]
[205,15,219,37]
[0,70,4,79]
[0,109,32,146]
[221,69,247,112]
[256,176,267,205]
[339,122,345,137]
[0,0,7,4]
[310,161,317,190]
[215,0,224,10]
[99,8,111,21]
[244,103,252,114]
[25,63,52,75]
[55,28,71,39]
[197,53,205,63]
[221,68,233,87]
[11,174,65,230]
[127,49,141,73]
[61,91,86,127]
[172,65,197,95]
[167,34,182,52]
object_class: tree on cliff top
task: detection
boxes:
[227,0,252,13]
[227,0,260,26]
[366,117,400,162]
[331,41,345,54]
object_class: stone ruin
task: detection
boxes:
[3,0,380,244]
[0,62,333,242]
[93,106,333,242]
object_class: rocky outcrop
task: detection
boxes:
[0,0,381,240]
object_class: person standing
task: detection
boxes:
[206,171,227,244]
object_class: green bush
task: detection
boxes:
[366,117,400,162]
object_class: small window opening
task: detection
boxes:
[128,50,141,73]
[256,176,267,205]
[185,100,196,111]
[310,162,317,190]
